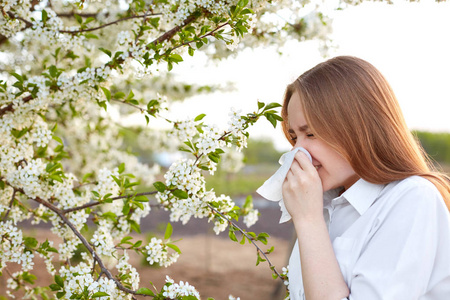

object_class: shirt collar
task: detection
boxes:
[324,179,385,215]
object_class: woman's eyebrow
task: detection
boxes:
[288,125,309,134]
[298,125,309,132]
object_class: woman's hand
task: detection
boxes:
[282,151,323,223]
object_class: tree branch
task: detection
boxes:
[206,203,285,282]
[0,94,33,117]
[171,21,230,52]
[2,188,17,221]
[151,13,199,45]
[31,196,152,298]
[59,13,161,34]
[111,99,145,113]
[56,12,99,18]
[62,191,157,214]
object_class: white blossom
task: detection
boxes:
[162,276,200,299]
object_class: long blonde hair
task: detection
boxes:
[281,56,450,209]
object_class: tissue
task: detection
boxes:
[256,147,312,223]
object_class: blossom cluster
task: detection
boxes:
[282,265,291,299]
[162,276,200,299]
[0,221,34,272]
[0,0,32,37]
[145,237,180,268]
[59,262,129,300]
[116,251,140,291]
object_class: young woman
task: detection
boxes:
[281,56,450,300]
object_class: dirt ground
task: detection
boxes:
[1,203,294,300]
[134,234,291,300]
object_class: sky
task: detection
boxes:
[164,1,450,152]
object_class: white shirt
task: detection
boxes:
[288,176,450,300]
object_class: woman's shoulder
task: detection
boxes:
[382,175,445,212]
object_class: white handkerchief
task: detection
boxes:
[256,147,312,223]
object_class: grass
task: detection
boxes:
[205,164,278,198]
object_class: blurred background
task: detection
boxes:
[2,0,450,299]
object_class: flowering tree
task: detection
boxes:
[0,0,333,299]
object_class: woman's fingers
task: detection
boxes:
[295,151,316,172]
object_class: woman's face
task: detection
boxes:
[287,92,360,192]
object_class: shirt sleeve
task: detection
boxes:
[348,180,450,300]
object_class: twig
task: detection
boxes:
[57,12,99,18]
[111,99,145,113]
[31,196,152,297]
[62,191,158,214]
[171,21,230,52]
[206,203,284,281]
[0,95,33,117]
[59,13,161,34]
[150,14,199,45]
[2,188,17,221]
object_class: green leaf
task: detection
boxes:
[257,101,265,110]
[129,220,141,233]
[122,202,131,215]
[132,240,142,248]
[10,72,23,82]
[84,33,99,39]
[54,275,64,287]
[49,283,61,291]
[24,237,38,249]
[188,47,195,56]
[263,102,282,111]
[208,153,219,163]
[99,47,112,57]
[101,87,111,101]
[42,10,48,23]
[92,292,109,298]
[256,252,266,266]
[172,189,188,199]
[181,296,198,300]
[52,135,63,144]
[134,195,148,202]
[118,162,125,174]
[136,288,154,296]
[56,291,66,299]
[101,212,117,221]
[74,14,83,25]
[134,201,144,210]
[114,92,125,99]
[241,8,254,14]
[120,236,133,244]
[194,113,206,121]
[49,65,58,78]
[215,148,225,154]
[169,53,183,63]
[11,128,28,139]
[153,181,166,193]
[228,228,238,242]
[166,243,181,254]
[164,222,173,240]
[49,174,63,183]
[126,90,135,101]
[265,113,277,128]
